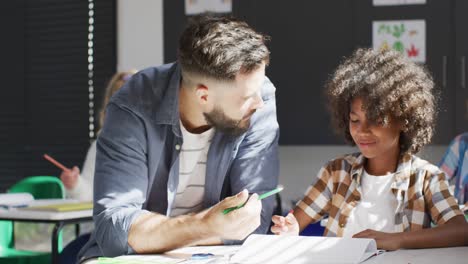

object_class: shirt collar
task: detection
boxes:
[153,63,182,137]
[350,152,413,191]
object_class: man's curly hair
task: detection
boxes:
[325,48,437,154]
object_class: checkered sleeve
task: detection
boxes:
[424,171,463,225]
[296,164,334,223]
[438,136,461,180]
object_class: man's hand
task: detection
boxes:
[202,189,262,240]
[129,189,262,253]
[271,211,299,235]
[60,166,80,189]
[353,229,402,251]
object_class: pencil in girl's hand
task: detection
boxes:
[43,154,70,172]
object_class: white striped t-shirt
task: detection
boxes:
[170,121,214,217]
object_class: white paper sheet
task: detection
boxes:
[372,20,426,63]
[0,193,34,207]
[231,234,378,264]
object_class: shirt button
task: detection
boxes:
[175,144,181,151]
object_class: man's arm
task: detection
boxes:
[128,190,261,253]
[95,103,264,255]
[93,103,153,256]
[228,77,280,235]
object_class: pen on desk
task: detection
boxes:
[43,154,70,172]
[223,186,284,214]
[191,253,215,260]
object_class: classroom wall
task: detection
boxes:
[117,1,449,208]
[117,0,164,71]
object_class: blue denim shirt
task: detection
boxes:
[78,63,279,259]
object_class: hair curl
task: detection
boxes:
[325,48,437,154]
[178,15,270,81]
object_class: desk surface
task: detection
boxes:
[365,246,468,264]
[0,199,92,221]
[0,208,92,221]
[84,245,468,264]
[0,199,94,264]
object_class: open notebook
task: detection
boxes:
[0,193,34,208]
[230,234,380,264]
[93,235,380,264]
[19,201,93,212]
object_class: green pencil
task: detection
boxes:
[222,186,284,214]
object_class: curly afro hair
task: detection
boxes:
[325,48,437,154]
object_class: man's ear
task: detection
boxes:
[195,84,209,104]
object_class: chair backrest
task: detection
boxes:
[8,176,65,199]
[0,176,65,249]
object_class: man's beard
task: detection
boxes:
[203,106,253,137]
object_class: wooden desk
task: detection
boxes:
[0,202,92,264]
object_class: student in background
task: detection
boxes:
[272,48,468,250]
[59,71,135,201]
[439,132,468,210]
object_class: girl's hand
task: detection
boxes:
[60,166,80,190]
[353,229,402,251]
[271,211,299,236]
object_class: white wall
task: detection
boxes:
[117,2,448,210]
[117,0,164,72]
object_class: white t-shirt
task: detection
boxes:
[342,170,398,238]
[170,122,214,217]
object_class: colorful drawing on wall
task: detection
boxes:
[373,0,426,6]
[185,0,232,15]
[373,20,426,63]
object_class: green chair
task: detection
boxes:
[0,176,65,264]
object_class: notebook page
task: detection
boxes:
[231,234,377,264]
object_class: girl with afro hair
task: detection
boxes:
[271,48,468,250]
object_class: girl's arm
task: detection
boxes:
[354,215,468,250]
[66,141,96,201]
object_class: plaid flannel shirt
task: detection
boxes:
[297,152,462,237]
[439,133,468,204]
